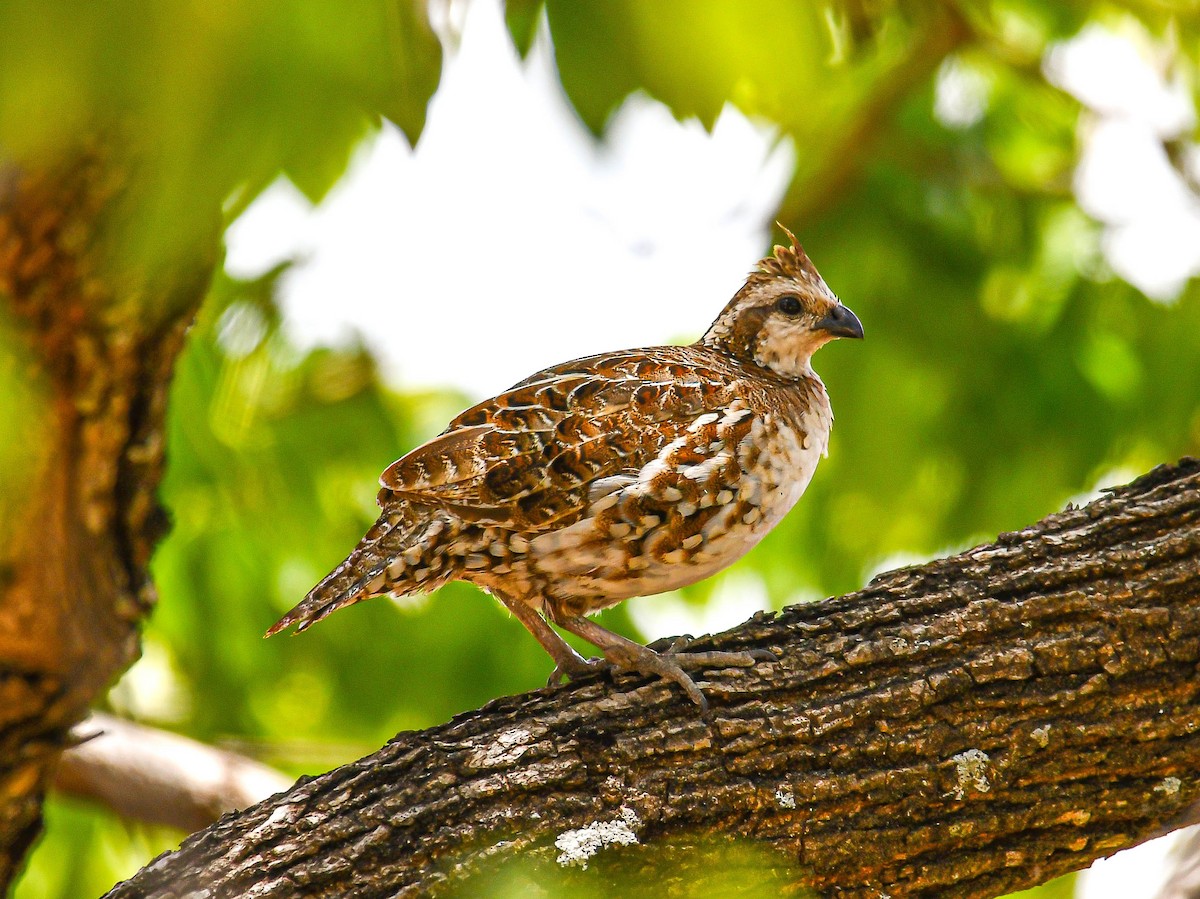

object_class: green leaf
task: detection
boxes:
[505,0,545,58]
[383,0,445,146]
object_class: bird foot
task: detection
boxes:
[548,615,777,711]
[647,634,778,669]
[597,641,775,713]
[599,641,710,710]
[545,654,609,687]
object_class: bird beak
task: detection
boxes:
[816,304,864,340]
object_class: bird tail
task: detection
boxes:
[265,511,438,638]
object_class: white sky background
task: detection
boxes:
[225,0,794,398]
[224,7,1200,400]
[223,3,1200,894]
[1045,24,1200,300]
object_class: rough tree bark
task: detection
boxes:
[107,459,1200,898]
[0,148,213,886]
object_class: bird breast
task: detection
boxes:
[527,391,832,610]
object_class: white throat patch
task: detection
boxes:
[753,318,826,379]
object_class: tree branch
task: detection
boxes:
[106,458,1200,898]
[54,713,291,833]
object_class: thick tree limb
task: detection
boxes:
[0,147,212,886]
[54,713,292,833]
[108,459,1200,898]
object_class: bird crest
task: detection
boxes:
[756,225,822,285]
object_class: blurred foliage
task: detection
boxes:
[0,0,440,278]
[441,833,808,898]
[1008,874,1080,899]
[8,0,1200,896]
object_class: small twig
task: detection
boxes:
[54,713,293,833]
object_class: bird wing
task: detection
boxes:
[378,347,747,531]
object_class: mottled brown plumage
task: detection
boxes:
[268,229,863,709]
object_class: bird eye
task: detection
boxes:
[775,295,802,316]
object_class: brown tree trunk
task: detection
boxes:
[0,148,212,887]
[107,459,1200,898]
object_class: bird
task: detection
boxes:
[267,229,863,709]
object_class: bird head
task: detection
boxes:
[700,228,863,379]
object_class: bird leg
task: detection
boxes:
[493,592,606,686]
[552,615,773,711]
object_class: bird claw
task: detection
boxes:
[647,634,694,654]
[648,635,778,669]
[546,655,608,687]
[601,643,710,712]
[550,618,777,712]
[745,647,779,664]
